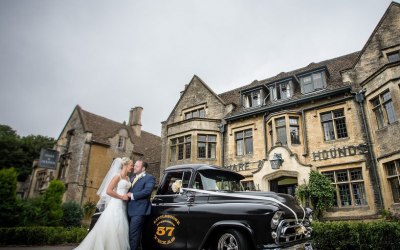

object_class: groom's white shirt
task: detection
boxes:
[130,171,146,200]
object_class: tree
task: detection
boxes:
[0,125,25,174]
[0,168,19,227]
[19,135,55,181]
[40,180,65,226]
[0,124,55,181]
[296,170,335,219]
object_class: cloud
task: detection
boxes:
[0,0,393,138]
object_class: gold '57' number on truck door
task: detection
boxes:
[156,226,175,237]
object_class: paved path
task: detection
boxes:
[0,245,78,250]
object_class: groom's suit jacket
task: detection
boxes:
[127,172,155,217]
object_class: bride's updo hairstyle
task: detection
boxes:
[121,157,131,168]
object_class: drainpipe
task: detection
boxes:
[301,96,353,156]
[218,120,226,167]
[80,142,92,206]
[354,90,384,211]
[263,112,268,159]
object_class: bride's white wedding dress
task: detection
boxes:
[75,177,131,250]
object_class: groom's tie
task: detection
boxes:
[131,175,139,188]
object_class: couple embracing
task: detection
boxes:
[75,157,155,250]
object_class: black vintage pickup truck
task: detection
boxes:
[90,164,313,250]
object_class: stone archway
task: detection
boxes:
[263,170,299,195]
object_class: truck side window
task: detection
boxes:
[158,171,192,195]
[193,173,204,189]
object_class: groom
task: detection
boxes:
[127,160,155,250]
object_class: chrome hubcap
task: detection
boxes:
[217,233,239,250]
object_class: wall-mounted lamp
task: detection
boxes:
[270,153,284,169]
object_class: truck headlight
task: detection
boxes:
[271,211,283,229]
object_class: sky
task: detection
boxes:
[0,0,395,138]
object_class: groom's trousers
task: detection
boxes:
[129,215,145,250]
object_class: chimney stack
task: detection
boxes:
[129,106,143,137]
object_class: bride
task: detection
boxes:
[74,157,133,250]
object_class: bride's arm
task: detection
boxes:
[106,176,129,200]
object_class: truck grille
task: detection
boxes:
[275,219,311,244]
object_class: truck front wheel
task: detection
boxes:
[216,229,249,250]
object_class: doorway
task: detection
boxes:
[270,177,298,196]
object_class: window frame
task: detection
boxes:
[268,80,293,102]
[35,170,47,191]
[370,90,397,129]
[275,117,287,145]
[268,115,302,146]
[289,117,300,144]
[387,51,400,63]
[235,129,253,156]
[323,168,368,208]
[117,136,125,149]
[170,135,191,161]
[184,108,205,120]
[197,134,217,159]
[242,89,263,108]
[385,160,400,203]
[320,109,348,141]
[299,71,327,94]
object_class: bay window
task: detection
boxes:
[170,135,191,161]
[198,134,217,159]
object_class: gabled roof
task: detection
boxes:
[59,105,161,162]
[350,1,400,69]
[218,51,360,115]
[130,130,162,164]
[78,106,128,145]
[164,75,226,122]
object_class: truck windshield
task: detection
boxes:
[195,170,244,192]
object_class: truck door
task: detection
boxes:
[142,170,192,250]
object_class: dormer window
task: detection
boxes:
[299,71,327,94]
[269,80,293,101]
[243,89,263,108]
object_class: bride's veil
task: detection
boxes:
[96,157,123,211]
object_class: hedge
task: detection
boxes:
[0,227,87,245]
[312,221,400,250]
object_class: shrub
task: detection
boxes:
[16,197,43,227]
[0,168,19,227]
[296,171,335,219]
[312,221,400,250]
[62,201,83,228]
[0,226,87,245]
[83,201,97,219]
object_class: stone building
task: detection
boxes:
[28,105,161,206]
[161,2,400,219]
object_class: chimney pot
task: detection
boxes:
[129,106,143,137]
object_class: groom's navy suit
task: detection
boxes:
[128,172,155,250]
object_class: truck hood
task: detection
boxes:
[183,188,307,222]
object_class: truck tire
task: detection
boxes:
[216,229,249,250]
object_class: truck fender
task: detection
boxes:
[199,220,255,249]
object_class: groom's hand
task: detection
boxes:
[121,194,130,201]
[127,192,132,199]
